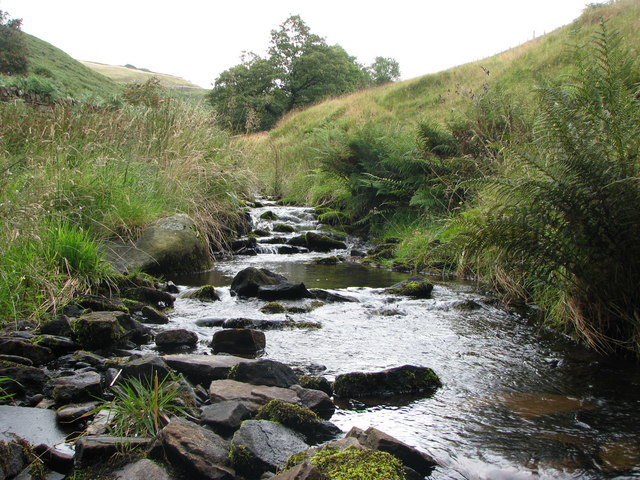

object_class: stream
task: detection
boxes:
[159,200,640,479]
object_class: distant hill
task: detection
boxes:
[81,61,207,101]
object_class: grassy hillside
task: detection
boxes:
[82,61,207,102]
[242,0,640,198]
[21,33,120,99]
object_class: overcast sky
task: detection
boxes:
[0,0,590,88]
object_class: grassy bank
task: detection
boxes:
[0,97,254,326]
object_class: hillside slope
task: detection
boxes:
[242,0,640,197]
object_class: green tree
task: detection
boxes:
[367,56,401,85]
[0,10,28,75]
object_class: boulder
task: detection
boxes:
[260,210,278,220]
[230,420,308,477]
[164,354,255,386]
[0,406,67,449]
[333,365,441,399]
[71,311,127,350]
[211,329,266,356]
[155,329,198,348]
[277,245,305,254]
[385,276,434,299]
[230,267,288,297]
[0,338,54,365]
[346,426,438,475]
[49,371,102,404]
[290,385,335,420]
[74,294,129,313]
[273,223,296,233]
[158,417,234,480]
[257,283,314,301]
[194,317,226,327]
[117,315,153,345]
[183,285,221,302]
[114,458,173,480]
[228,359,298,388]
[287,233,347,252]
[139,306,169,324]
[200,401,253,436]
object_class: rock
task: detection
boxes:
[230,420,308,477]
[74,294,129,313]
[287,233,347,252]
[270,461,324,480]
[124,286,175,309]
[228,359,299,388]
[0,338,54,366]
[232,237,258,252]
[118,355,171,382]
[158,417,234,480]
[117,315,153,345]
[296,375,333,397]
[116,214,212,275]
[194,317,226,327]
[49,371,102,404]
[385,276,434,299]
[0,440,26,480]
[0,365,48,398]
[155,329,198,348]
[114,458,173,480]
[200,401,253,436]
[257,283,314,301]
[37,316,73,337]
[346,426,438,475]
[222,318,284,330]
[313,256,340,265]
[277,245,305,254]
[164,354,255,386]
[260,302,286,314]
[333,365,441,398]
[56,402,99,426]
[70,311,127,350]
[74,436,152,465]
[260,210,278,220]
[309,289,359,303]
[0,355,33,366]
[453,299,483,311]
[230,267,288,297]
[34,335,80,356]
[211,329,266,356]
[252,228,271,237]
[290,385,335,420]
[350,249,366,257]
[158,281,180,294]
[183,285,221,302]
[273,223,296,233]
[139,306,169,324]
[0,406,67,449]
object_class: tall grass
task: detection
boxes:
[0,98,254,326]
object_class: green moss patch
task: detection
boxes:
[255,399,321,435]
[312,446,406,480]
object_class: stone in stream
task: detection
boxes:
[155,329,198,349]
[139,305,170,324]
[333,365,441,399]
[114,458,173,480]
[227,359,299,388]
[0,405,68,450]
[70,311,127,350]
[287,232,347,252]
[211,329,266,356]
[309,289,359,303]
[230,267,288,297]
[182,284,221,302]
[163,354,256,386]
[385,276,434,299]
[257,283,314,301]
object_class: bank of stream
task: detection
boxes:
[160,200,640,479]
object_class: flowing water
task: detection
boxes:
[161,200,640,480]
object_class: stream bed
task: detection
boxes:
[161,201,640,479]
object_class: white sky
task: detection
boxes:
[0,0,591,88]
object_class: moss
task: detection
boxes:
[311,446,406,480]
[260,210,278,220]
[228,443,254,475]
[283,451,311,471]
[314,256,341,265]
[387,280,433,299]
[273,223,296,233]
[260,302,286,314]
[183,285,220,302]
[252,228,271,237]
[283,320,322,329]
[255,399,321,434]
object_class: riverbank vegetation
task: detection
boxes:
[239,0,640,356]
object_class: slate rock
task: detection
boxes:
[0,365,48,397]
[37,316,72,337]
[269,461,324,480]
[34,335,80,356]
[209,380,300,412]
[230,267,288,297]
[71,311,127,350]
[163,354,255,386]
[0,406,67,449]
[49,371,102,404]
[139,305,169,324]
[228,359,299,388]
[290,385,335,420]
[0,440,26,480]
[74,436,152,465]
[118,355,171,382]
[211,329,266,356]
[155,329,198,348]
[333,365,441,398]
[200,401,252,436]
[287,233,347,252]
[256,283,314,301]
[56,402,99,426]
[0,338,54,366]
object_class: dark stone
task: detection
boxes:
[117,315,153,345]
[0,406,67,448]
[257,283,314,301]
[75,294,128,313]
[209,380,300,411]
[34,335,80,356]
[119,355,171,382]
[230,420,308,477]
[260,210,278,220]
[211,329,266,356]
[252,228,270,237]
[200,401,252,436]
[297,375,333,397]
[164,354,255,387]
[290,385,335,420]
[270,461,324,480]
[55,351,106,370]
[309,289,359,303]
[49,371,102,404]
[385,276,434,299]
[183,285,221,302]
[333,365,441,399]
[313,256,340,265]
[259,236,286,244]
[114,458,172,480]
[70,311,127,350]
[159,281,180,294]
[350,249,366,257]
[287,233,347,252]
[140,306,169,324]
[74,436,152,465]
[155,329,198,348]
[37,316,72,337]
[0,355,32,366]
[277,245,304,254]
[273,223,296,233]
[0,440,25,479]
[56,401,99,426]
[236,247,258,256]
[0,338,54,366]
[230,267,288,298]
[125,286,175,309]
[346,426,438,475]
[232,237,258,251]
[228,359,298,388]
[159,417,234,480]
[194,317,226,327]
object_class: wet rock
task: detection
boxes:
[139,306,169,324]
[155,329,198,349]
[222,318,283,330]
[200,401,253,436]
[211,329,266,356]
[232,237,258,252]
[230,267,288,297]
[116,315,153,345]
[290,385,335,420]
[252,228,271,237]
[257,283,314,301]
[260,210,278,220]
[260,302,286,314]
[350,249,366,257]
[333,365,441,398]
[75,294,129,313]
[124,286,175,309]
[288,232,347,252]
[277,245,305,254]
[209,380,300,412]
[228,359,299,388]
[158,281,180,294]
[346,426,438,475]
[49,371,102,404]
[70,311,127,350]
[37,316,73,337]
[114,458,173,480]
[0,355,32,366]
[230,420,308,477]
[118,355,171,382]
[34,335,80,356]
[194,317,226,327]
[183,285,221,302]
[0,406,67,449]
[273,223,296,233]
[297,375,333,397]
[164,354,255,386]
[313,256,341,265]
[74,436,152,465]
[309,289,359,303]
[0,365,48,398]
[56,401,99,426]
[270,461,323,480]
[259,236,286,244]
[55,351,106,370]
[452,299,483,311]
[0,338,54,366]
[158,417,233,480]
[385,276,433,299]
[0,440,26,480]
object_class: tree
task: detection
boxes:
[367,57,400,85]
[0,10,28,75]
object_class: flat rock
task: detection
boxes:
[56,402,99,425]
[163,354,255,386]
[118,355,171,382]
[257,283,314,301]
[139,306,169,324]
[230,267,288,297]
[70,311,127,350]
[200,401,253,436]
[49,371,102,404]
[209,380,300,411]
[0,338,54,365]
[228,359,298,388]
[155,329,198,348]
[0,365,48,397]
[0,406,67,448]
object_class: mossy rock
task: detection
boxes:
[317,210,348,226]
[260,302,286,314]
[183,285,220,302]
[312,446,406,480]
[273,223,296,233]
[255,399,321,435]
[333,365,441,399]
[260,210,278,221]
[297,375,333,397]
[313,256,341,265]
[252,228,271,237]
[71,311,127,350]
[385,277,433,299]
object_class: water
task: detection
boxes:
[161,200,640,479]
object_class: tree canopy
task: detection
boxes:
[0,10,28,75]
[208,15,400,132]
